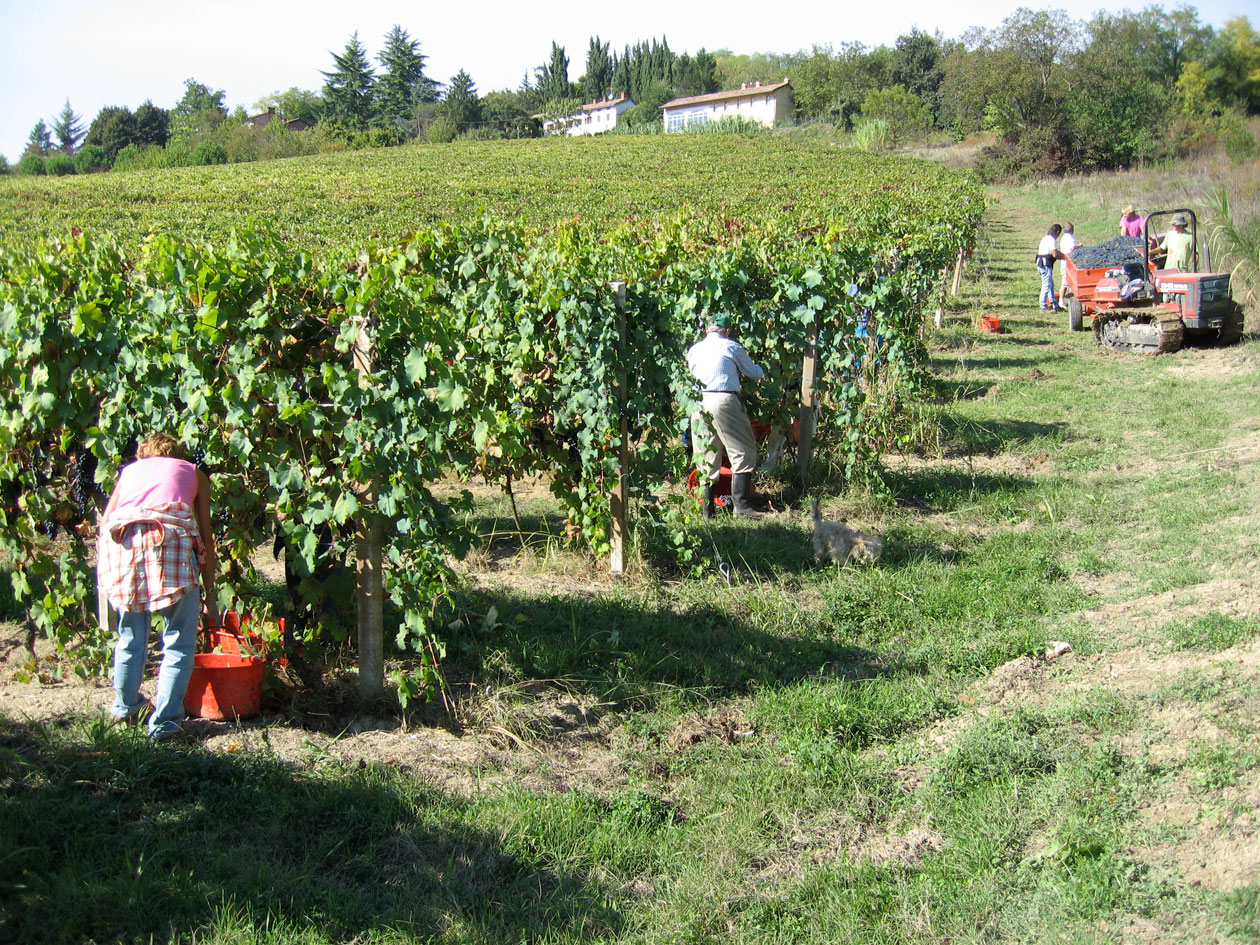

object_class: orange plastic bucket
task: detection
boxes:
[979,315,1002,333]
[184,653,264,720]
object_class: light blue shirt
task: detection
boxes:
[686,330,765,393]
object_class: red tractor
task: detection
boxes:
[1062,209,1244,354]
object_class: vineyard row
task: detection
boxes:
[0,203,982,675]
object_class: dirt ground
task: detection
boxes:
[6,535,1260,895]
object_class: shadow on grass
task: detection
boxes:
[0,716,621,945]
[468,510,573,562]
[944,354,1074,371]
[937,414,1068,456]
[978,334,1068,347]
[449,582,898,703]
[883,465,1036,513]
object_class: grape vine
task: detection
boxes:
[0,163,982,674]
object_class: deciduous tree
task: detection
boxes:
[258,88,323,124]
[892,30,945,125]
[861,84,932,144]
[134,100,170,148]
[481,91,539,138]
[1205,16,1260,113]
[84,106,138,160]
[170,79,227,142]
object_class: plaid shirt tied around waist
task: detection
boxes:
[98,502,203,612]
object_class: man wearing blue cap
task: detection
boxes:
[687,312,765,520]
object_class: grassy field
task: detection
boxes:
[4,157,1260,944]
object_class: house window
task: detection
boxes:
[666,105,710,132]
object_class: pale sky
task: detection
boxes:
[0,0,1250,160]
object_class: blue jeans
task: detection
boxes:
[1038,265,1057,309]
[111,589,200,738]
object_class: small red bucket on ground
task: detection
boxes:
[979,315,1002,333]
[184,652,264,720]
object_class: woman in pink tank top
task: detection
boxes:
[98,433,218,741]
[111,455,200,513]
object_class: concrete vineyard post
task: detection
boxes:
[609,281,629,574]
[353,319,384,698]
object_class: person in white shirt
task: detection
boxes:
[1058,223,1077,299]
[1035,224,1063,311]
[686,312,765,519]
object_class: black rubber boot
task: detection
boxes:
[731,473,762,520]
[703,480,717,521]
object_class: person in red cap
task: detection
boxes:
[687,312,765,520]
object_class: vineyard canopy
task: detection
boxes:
[0,136,983,672]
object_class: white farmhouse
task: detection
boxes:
[542,92,636,136]
[662,80,793,132]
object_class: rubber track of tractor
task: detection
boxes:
[1093,310,1185,354]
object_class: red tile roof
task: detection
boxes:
[662,81,791,110]
[582,92,632,113]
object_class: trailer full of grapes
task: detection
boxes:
[1062,209,1244,354]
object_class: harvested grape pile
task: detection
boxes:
[1069,235,1145,270]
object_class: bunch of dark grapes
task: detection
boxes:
[190,445,210,472]
[69,449,99,518]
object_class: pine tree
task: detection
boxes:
[23,120,53,158]
[377,25,437,134]
[51,100,85,155]
[322,32,377,131]
[439,70,481,129]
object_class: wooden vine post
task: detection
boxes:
[352,318,384,697]
[97,559,117,638]
[609,281,629,574]
[796,315,820,484]
[951,249,966,296]
[934,249,967,330]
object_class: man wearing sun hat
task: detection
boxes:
[1119,204,1145,239]
[1155,213,1194,272]
[687,312,765,520]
